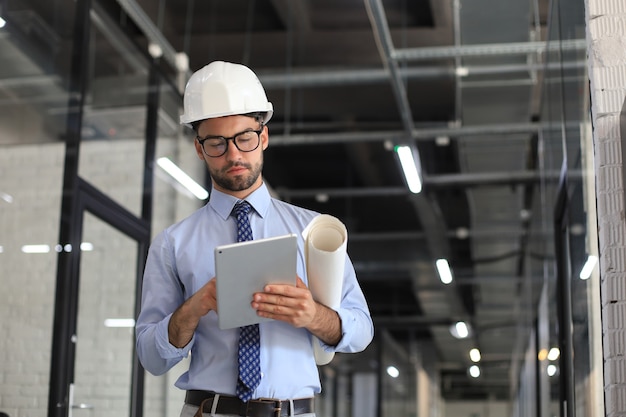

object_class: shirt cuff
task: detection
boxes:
[316,307,353,352]
[155,313,194,359]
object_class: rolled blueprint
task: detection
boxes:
[302,214,347,365]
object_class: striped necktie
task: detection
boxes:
[232,201,261,401]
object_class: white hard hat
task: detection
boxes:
[180,61,273,127]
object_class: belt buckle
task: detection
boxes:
[255,398,282,417]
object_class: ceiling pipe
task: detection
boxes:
[364,0,414,134]
[347,227,548,242]
[115,0,187,78]
[394,39,587,61]
[275,169,568,199]
[268,121,582,146]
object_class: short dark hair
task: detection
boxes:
[190,112,267,133]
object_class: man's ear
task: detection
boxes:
[261,125,269,150]
[194,138,205,160]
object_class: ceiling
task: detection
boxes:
[0,0,589,403]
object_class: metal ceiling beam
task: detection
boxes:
[349,228,548,242]
[275,170,564,199]
[364,0,414,134]
[268,121,583,145]
[91,2,148,74]
[115,0,180,74]
[393,39,586,61]
[373,315,456,327]
[258,60,585,88]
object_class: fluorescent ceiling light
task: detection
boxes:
[157,157,209,200]
[547,364,557,377]
[469,365,480,378]
[456,66,469,77]
[21,244,51,253]
[450,321,470,339]
[547,347,560,361]
[579,255,598,280]
[395,145,422,194]
[0,17,6,29]
[104,318,136,328]
[386,366,399,378]
[469,348,481,363]
[80,242,94,251]
[436,258,453,284]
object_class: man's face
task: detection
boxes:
[195,115,268,198]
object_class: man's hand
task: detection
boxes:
[252,277,342,346]
[168,278,217,348]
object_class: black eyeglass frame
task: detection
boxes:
[196,127,264,158]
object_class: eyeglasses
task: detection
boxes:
[196,127,263,157]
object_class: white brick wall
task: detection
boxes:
[0,138,203,417]
[585,0,626,415]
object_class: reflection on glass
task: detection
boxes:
[73,212,137,417]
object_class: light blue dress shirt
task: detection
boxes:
[136,183,374,399]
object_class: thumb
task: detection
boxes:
[296,276,308,288]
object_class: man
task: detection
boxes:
[136,61,374,417]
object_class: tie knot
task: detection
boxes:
[233,200,251,217]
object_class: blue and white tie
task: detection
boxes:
[233,201,261,401]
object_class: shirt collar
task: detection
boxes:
[208,182,271,220]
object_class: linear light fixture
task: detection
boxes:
[386,366,400,378]
[436,258,453,284]
[104,318,136,328]
[450,321,470,339]
[547,364,557,377]
[157,157,209,200]
[21,244,51,253]
[469,348,481,363]
[394,145,422,194]
[0,17,6,29]
[579,255,598,280]
[547,347,560,361]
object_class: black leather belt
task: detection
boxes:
[185,390,314,417]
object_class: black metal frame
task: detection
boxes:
[554,165,575,417]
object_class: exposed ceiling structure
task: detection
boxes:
[0,0,588,402]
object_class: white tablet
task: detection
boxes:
[215,233,298,329]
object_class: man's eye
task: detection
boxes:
[238,132,255,140]
[206,139,225,147]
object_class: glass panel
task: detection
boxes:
[0,0,75,148]
[78,9,151,218]
[73,212,138,417]
[142,73,204,417]
[380,332,416,417]
[0,142,64,416]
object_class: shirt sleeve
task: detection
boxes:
[135,231,193,375]
[319,255,374,353]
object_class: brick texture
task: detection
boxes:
[586,0,626,415]
[0,139,201,417]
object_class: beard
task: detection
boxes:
[209,158,263,192]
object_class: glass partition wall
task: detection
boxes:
[0,1,203,417]
[533,0,603,416]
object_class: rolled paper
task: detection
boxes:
[302,214,348,365]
